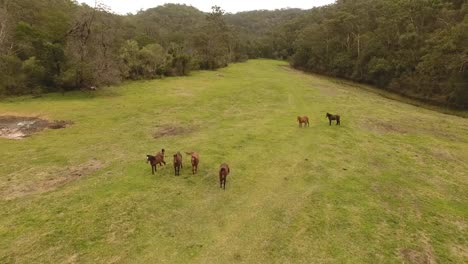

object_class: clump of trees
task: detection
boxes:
[0,1,244,95]
[1,0,466,109]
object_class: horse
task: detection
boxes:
[297,116,309,127]
[146,148,166,174]
[326,113,340,126]
[185,152,199,174]
[173,152,183,176]
[219,163,230,190]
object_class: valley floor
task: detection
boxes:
[0,60,467,263]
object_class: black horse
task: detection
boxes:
[326,113,340,126]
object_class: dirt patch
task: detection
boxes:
[48,120,73,129]
[0,116,73,139]
[399,234,437,264]
[153,125,196,138]
[173,87,194,97]
[2,159,104,200]
[400,248,436,264]
[361,119,408,134]
[450,244,468,260]
[314,84,341,97]
[430,148,456,161]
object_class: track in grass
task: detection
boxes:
[0,60,467,263]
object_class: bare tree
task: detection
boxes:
[0,0,10,55]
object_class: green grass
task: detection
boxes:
[0,60,467,263]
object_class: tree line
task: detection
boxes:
[0,0,467,109]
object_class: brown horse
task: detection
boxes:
[326,113,340,126]
[146,149,166,174]
[185,152,200,174]
[219,163,230,190]
[297,116,309,127]
[173,152,182,176]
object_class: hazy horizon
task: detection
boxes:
[80,0,336,14]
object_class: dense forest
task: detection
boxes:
[0,0,467,108]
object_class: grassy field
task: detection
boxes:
[0,60,467,263]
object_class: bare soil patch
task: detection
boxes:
[399,234,437,264]
[0,116,73,139]
[399,248,436,264]
[2,159,104,200]
[314,84,340,96]
[361,119,408,134]
[153,125,196,138]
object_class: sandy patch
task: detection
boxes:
[399,234,437,264]
[2,159,104,200]
[153,125,196,138]
[361,119,408,134]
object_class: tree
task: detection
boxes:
[139,43,167,78]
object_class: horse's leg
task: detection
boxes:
[329,119,331,126]
[152,165,155,174]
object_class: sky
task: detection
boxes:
[80,0,336,14]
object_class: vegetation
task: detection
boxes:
[0,1,244,94]
[0,0,466,108]
[0,60,467,263]
[282,0,468,109]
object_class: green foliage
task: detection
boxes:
[166,43,192,76]
[21,56,46,91]
[119,40,141,79]
[0,55,24,94]
[139,44,167,78]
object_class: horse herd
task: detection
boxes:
[146,112,340,190]
[146,150,229,189]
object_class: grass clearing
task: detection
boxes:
[0,60,467,263]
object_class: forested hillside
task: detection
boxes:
[0,2,244,95]
[0,0,467,108]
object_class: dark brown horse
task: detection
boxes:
[185,152,200,174]
[219,163,230,190]
[146,148,166,174]
[297,116,309,127]
[326,113,340,126]
[173,152,183,176]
